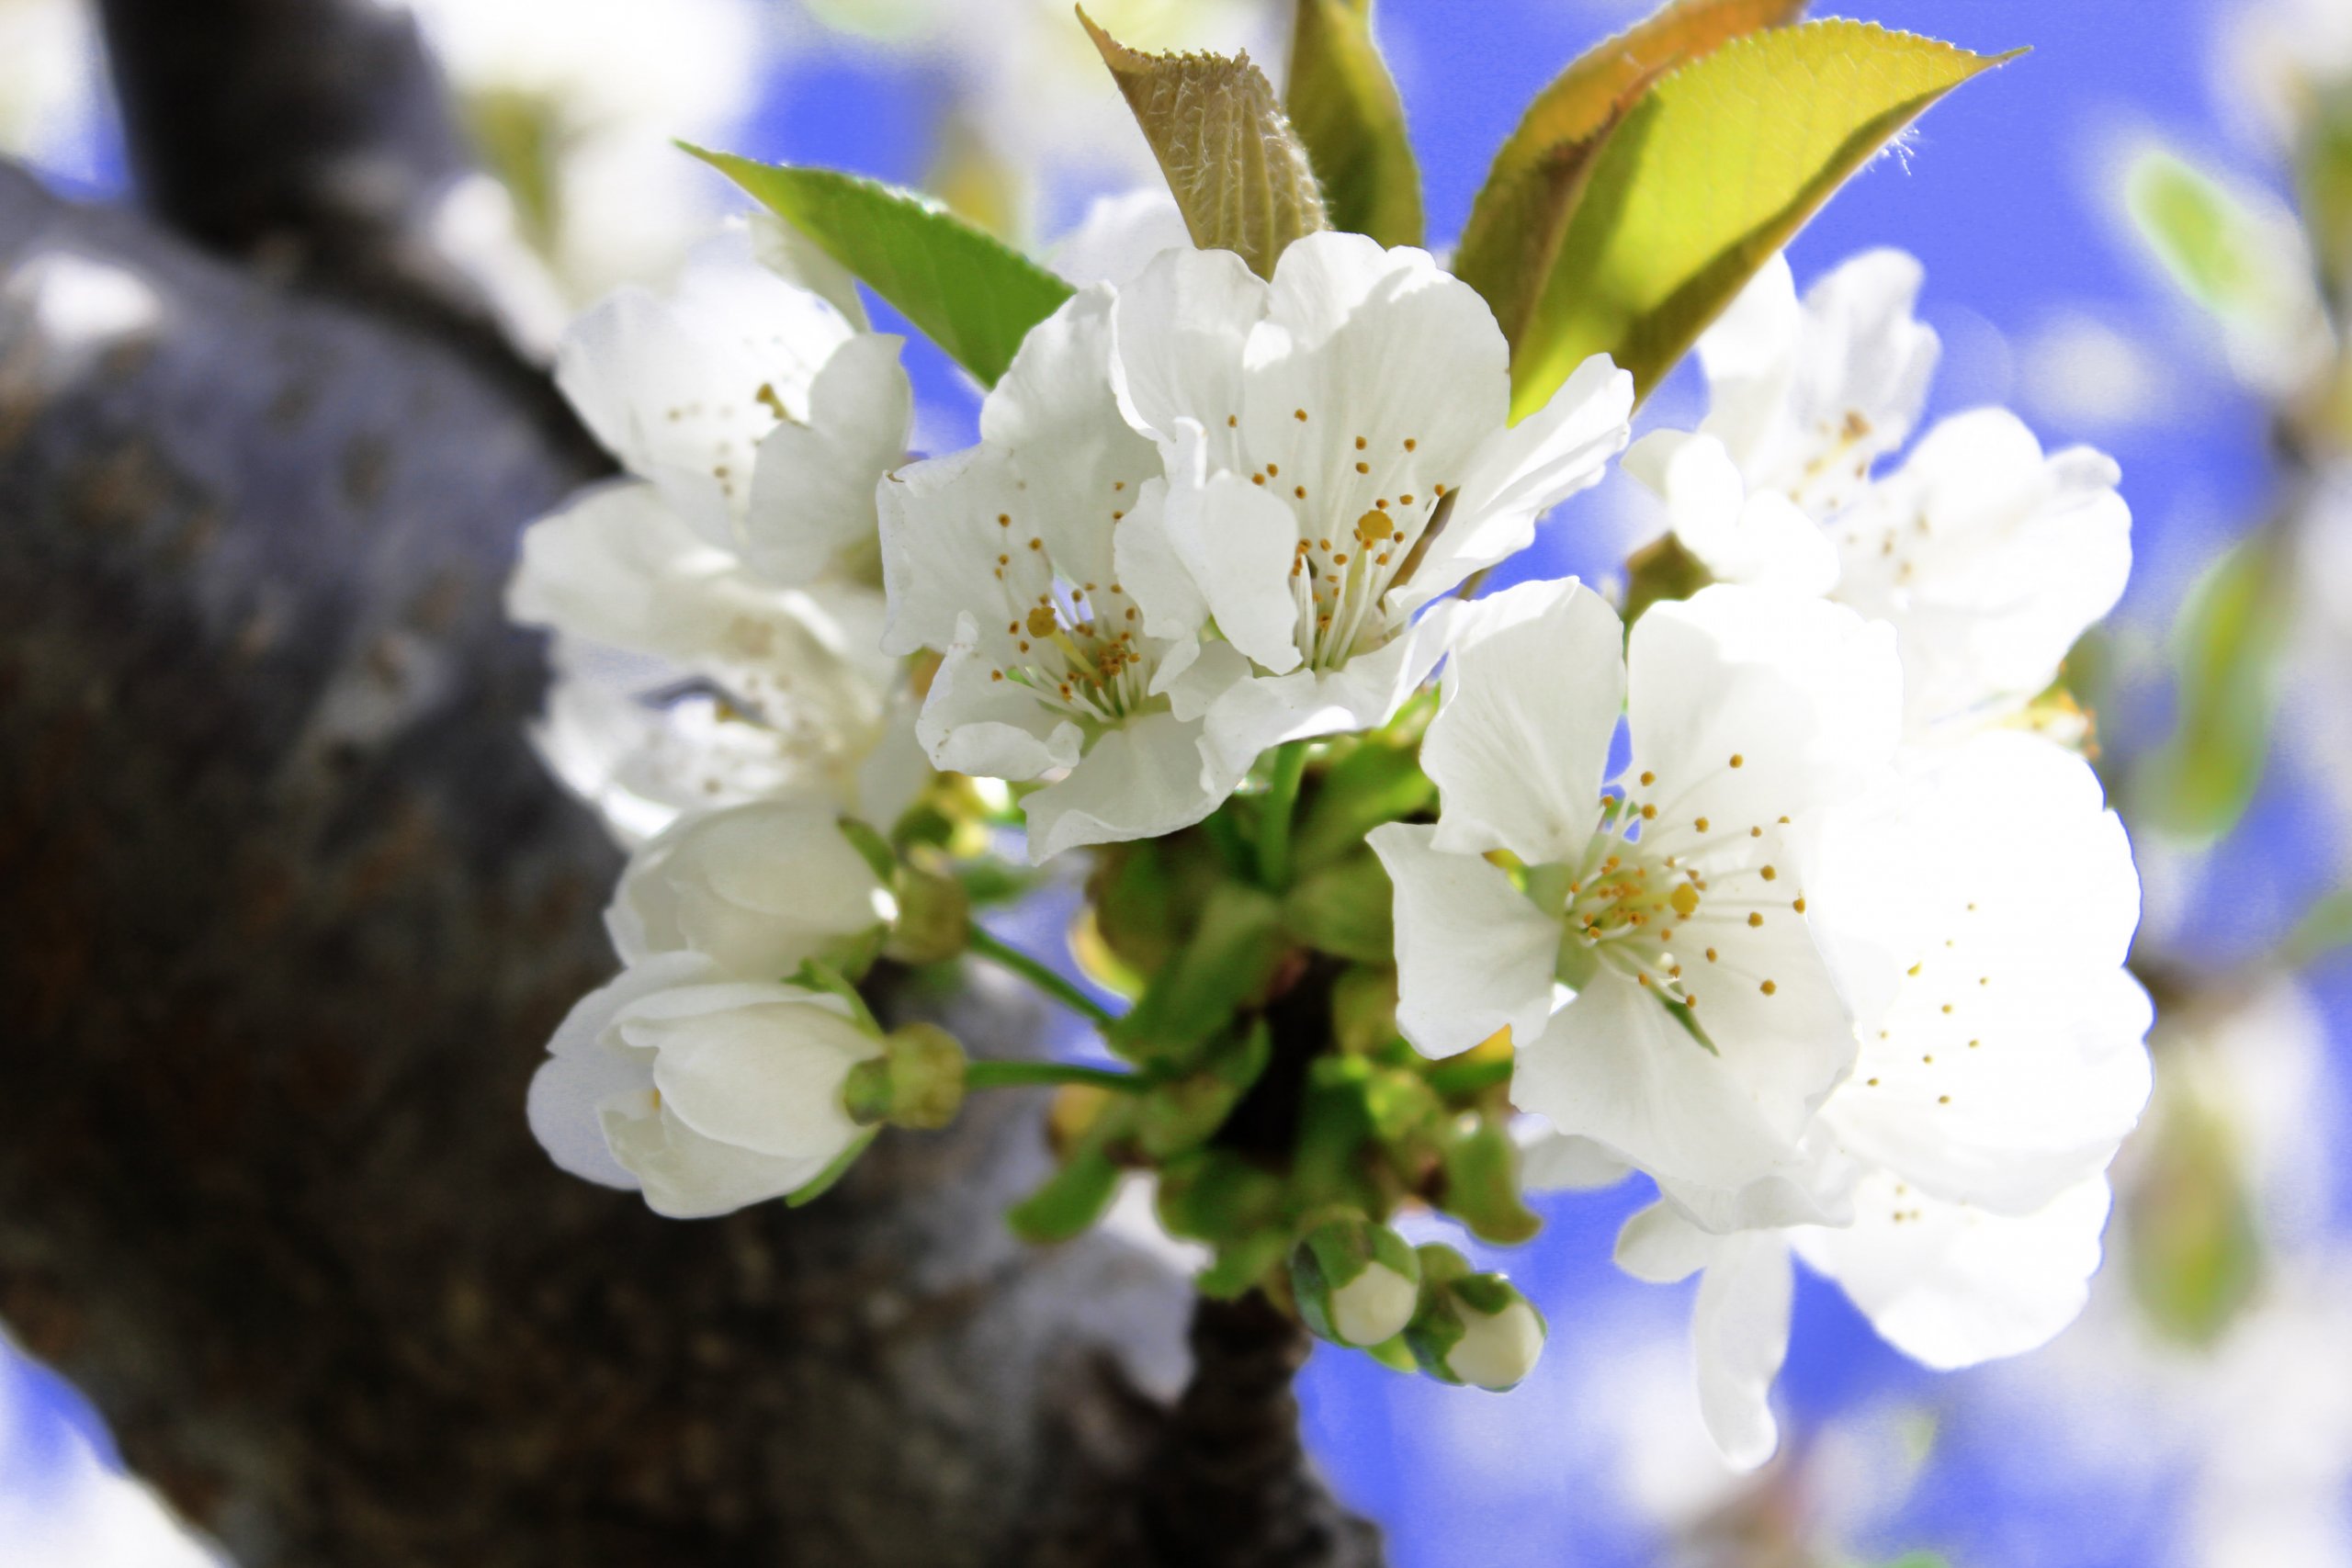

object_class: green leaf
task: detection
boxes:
[1505,21,2015,414]
[2142,528,2290,843]
[1439,1122,1542,1245]
[1282,852,1396,964]
[1454,0,1808,358]
[1285,0,1422,247]
[689,148,1073,388]
[1080,8,1329,278]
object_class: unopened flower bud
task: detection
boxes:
[842,1021,968,1131]
[1404,1245,1546,1391]
[1291,1217,1422,1348]
[883,863,970,964]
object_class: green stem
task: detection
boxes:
[964,1059,1147,1094]
[966,926,1118,1031]
[1256,739,1312,889]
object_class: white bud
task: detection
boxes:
[1444,1298,1546,1392]
[1329,1258,1420,1348]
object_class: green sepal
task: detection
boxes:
[1439,1121,1543,1245]
[787,959,882,1033]
[1281,851,1396,964]
[837,816,899,885]
[1111,883,1290,1071]
[785,1127,879,1208]
[1363,1333,1419,1373]
[1289,732,1435,874]
[883,861,971,965]
[1007,1134,1127,1245]
[687,149,1074,388]
[1136,1021,1273,1159]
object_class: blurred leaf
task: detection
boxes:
[2127,1097,2262,1346]
[1080,8,1329,278]
[2141,528,2290,843]
[2300,83,2352,300]
[462,89,562,256]
[1158,1148,1290,1297]
[2284,886,2352,969]
[1285,0,1422,247]
[690,149,1074,387]
[1282,852,1396,964]
[1505,21,2013,413]
[2129,149,2290,320]
[1454,0,1806,358]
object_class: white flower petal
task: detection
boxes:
[1110,243,1264,463]
[1812,733,2152,1211]
[915,626,1085,781]
[1021,708,1233,863]
[526,951,718,1191]
[1692,1231,1794,1471]
[1793,1170,2113,1370]
[1397,354,1633,609]
[742,331,911,585]
[508,480,740,660]
[1195,603,1453,783]
[1614,1200,1715,1284]
[1369,822,1559,1059]
[1425,576,1623,866]
[1517,1126,1632,1192]
[1627,584,1901,840]
[1832,408,2131,732]
[639,987,879,1160]
[1048,187,1193,288]
[1633,430,1840,596]
[606,798,888,977]
[1163,451,1307,673]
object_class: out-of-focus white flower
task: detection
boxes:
[1109,232,1633,784]
[879,285,1225,861]
[510,236,925,842]
[527,953,882,1218]
[1047,188,1193,288]
[1373,579,1900,1196]
[1629,252,2132,739]
[607,796,895,978]
[392,0,773,299]
[1618,732,2151,1468]
[0,0,101,182]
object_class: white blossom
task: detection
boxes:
[606,797,895,979]
[510,237,924,841]
[1372,579,1901,1196]
[1628,251,2132,737]
[1616,731,2152,1468]
[527,953,882,1218]
[1108,232,1634,784]
[878,286,1237,861]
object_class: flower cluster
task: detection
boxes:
[511,197,2148,1459]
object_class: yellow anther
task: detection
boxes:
[1669,885,1700,919]
[1026,607,1057,638]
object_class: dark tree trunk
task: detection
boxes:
[0,2,1384,1563]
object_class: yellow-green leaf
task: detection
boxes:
[1455,0,1808,356]
[1080,7,1329,278]
[2142,527,2290,843]
[689,148,1074,389]
[1285,0,1422,247]
[1509,21,2015,414]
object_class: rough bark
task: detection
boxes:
[0,4,1388,1559]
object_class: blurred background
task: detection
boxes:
[6,0,2350,1563]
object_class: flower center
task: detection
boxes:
[984,529,1154,723]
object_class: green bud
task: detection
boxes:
[843,1022,968,1131]
[1404,1246,1546,1392]
[1291,1216,1422,1348]
[883,862,970,964]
